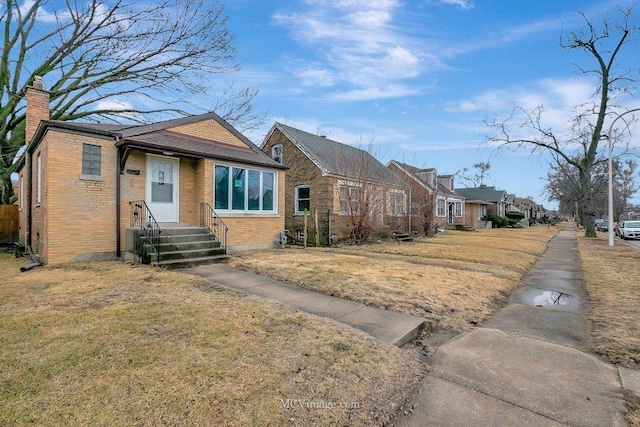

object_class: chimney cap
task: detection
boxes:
[32,75,44,90]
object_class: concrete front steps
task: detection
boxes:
[146,224,230,269]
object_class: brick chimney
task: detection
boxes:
[25,76,50,145]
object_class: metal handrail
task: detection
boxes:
[129,200,161,263]
[200,202,228,254]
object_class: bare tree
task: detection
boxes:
[0,0,265,204]
[613,159,640,219]
[336,145,386,241]
[486,8,639,236]
[545,157,638,221]
[456,161,491,187]
[544,158,607,219]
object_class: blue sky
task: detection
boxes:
[221,0,640,209]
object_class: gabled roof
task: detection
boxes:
[24,112,285,170]
[387,160,437,192]
[455,186,507,203]
[388,160,464,199]
[269,123,408,188]
[437,183,465,199]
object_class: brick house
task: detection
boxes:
[387,161,466,234]
[456,185,508,227]
[261,123,409,243]
[16,78,286,266]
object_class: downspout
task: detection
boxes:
[408,188,412,233]
[21,150,42,272]
[26,150,32,251]
[20,245,42,272]
[115,136,121,258]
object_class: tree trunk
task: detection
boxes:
[579,167,597,237]
[0,169,13,205]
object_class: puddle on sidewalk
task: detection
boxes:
[532,290,573,307]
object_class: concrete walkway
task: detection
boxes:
[183,264,426,347]
[400,225,630,426]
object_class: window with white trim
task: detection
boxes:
[339,184,361,215]
[295,185,310,214]
[388,191,404,216]
[436,198,445,217]
[214,164,276,212]
[271,144,283,164]
[454,201,462,217]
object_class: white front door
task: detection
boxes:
[146,155,179,223]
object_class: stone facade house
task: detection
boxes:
[261,123,409,243]
[16,78,286,266]
[387,161,466,234]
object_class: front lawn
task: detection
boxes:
[0,253,424,426]
[230,226,558,333]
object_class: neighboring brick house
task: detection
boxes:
[261,123,409,243]
[16,78,286,266]
[456,185,508,227]
[387,161,466,234]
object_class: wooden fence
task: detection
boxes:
[0,205,19,244]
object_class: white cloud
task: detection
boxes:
[93,99,144,122]
[439,0,474,10]
[331,84,421,101]
[18,0,71,23]
[273,0,424,100]
[297,67,336,87]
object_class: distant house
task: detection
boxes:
[261,123,409,242]
[16,77,286,266]
[387,161,465,234]
[456,185,508,227]
[436,174,466,227]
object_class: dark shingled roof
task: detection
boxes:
[28,113,285,170]
[273,123,408,188]
[123,130,283,168]
[455,186,507,203]
[388,160,437,191]
[388,160,464,199]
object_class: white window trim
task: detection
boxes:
[388,189,405,217]
[339,183,362,216]
[436,197,445,217]
[294,185,310,215]
[214,162,278,215]
[454,201,463,217]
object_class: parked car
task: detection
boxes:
[617,220,640,239]
[597,221,609,232]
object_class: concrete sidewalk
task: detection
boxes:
[184,263,426,347]
[400,224,630,426]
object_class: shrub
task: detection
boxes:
[505,211,525,220]
[487,213,508,228]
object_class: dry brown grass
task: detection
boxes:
[576,234,640,369]
[230,226,558,333]
[625,391,640,427]
[0,252,424,426]
[576,233,640,427]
